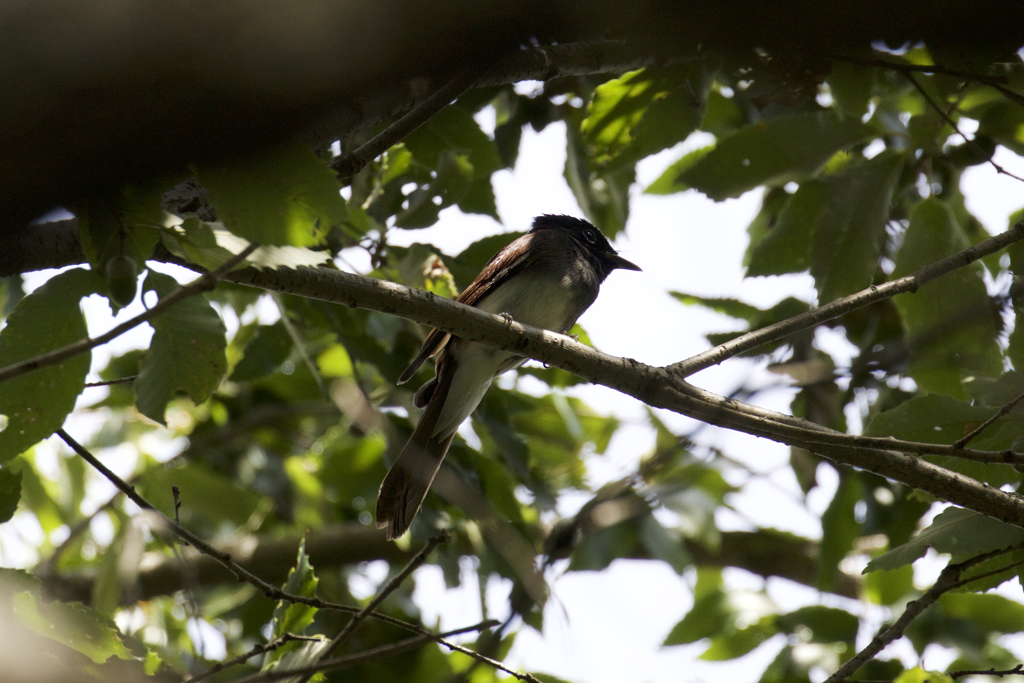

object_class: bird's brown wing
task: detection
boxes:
[396,232,540,384]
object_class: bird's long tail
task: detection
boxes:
[376,356,456,540]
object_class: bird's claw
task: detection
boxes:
[499,312,515,326]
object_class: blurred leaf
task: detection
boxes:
[810,151,904,302]
[670,292,764,323]
[197,143,346,246]
[134,271,228,424]
[743,187,791,269]
[0,466,21,523]
[678,112,873,201]
[700,90,746,138]
[818,473,862,591]
[864,564,915,606]
[978,102,1024,156]
[582,66,704,169]
[12,590,133,664]
[891,198,1001,397]
[404,105,502,176]
[747,181,825,276]
[396,151,474,228]
[0,268,98,462]
[866,507,1024,572]
[827,62,877,120]
[565,119,634,237]
[138,459,266,528]
[895,668,953,683]
[644,144,714,195]
[776,605,858,645]
[232,322,294,382]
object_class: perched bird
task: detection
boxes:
[376,215,641,540]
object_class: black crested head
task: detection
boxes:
[530,214,641,278]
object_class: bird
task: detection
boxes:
[375,214,641,540]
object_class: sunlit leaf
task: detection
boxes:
[891,198,1001,397]
[197,143,346,246]
[0,268,98,462]
[866,507,1024,572]
[678,111,873,201]
[134,271,227,424]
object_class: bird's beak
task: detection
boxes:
[608,252,642,272]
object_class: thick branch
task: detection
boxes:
[213,260,1024,527]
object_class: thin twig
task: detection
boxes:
[908,73,1024,184]
[55,428,523,676]
[954,390,1024,449]
[672,221,1024,376]
[235,622,517,683]
[950,663,1024,680]
[183,633,323,683]
[0,243,258,385]
[85,375,137,388]
[825,546,1015,683]
[827,53,1011,85]
[317,532,450,662]
[330,67,486,180]
[828,52,1024,110]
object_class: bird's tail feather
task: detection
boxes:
[376,355,455,540]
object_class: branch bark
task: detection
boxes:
[16,219,1024,528]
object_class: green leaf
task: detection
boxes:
[939,592,1024,634]
[866,507,1024,572]
[669,292,764,323]
[644,144,714,195]
[134,271,227,424]
[581,66,704,169]
[978,102,1024,156]
[891,198,1001,397]
[895,668,953,683]
[136,459,265,527]
[196,143,346,246]
[810,151,905,302]
[678,111,873,201]
[818,474,862,591]
[776,605,859,645]
[699,90,745,138]
[403,105,502,177]
[827,62,877,120]
[231,322,294,382]
[582,69,660,164]
[396,151,474,228]
[271,538,320,639]
[865,394,996,444]
[0,268,99,462]
[0,466,21,523]
[746,181,826,276]
[742,188,791,270]
[12,590,133,664]
[565,121,634,237]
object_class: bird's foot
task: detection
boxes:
[499,312,515,327]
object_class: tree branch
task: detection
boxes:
[672,221,1024,376]
[24,218,1024,528]
[234,622,529,683]
[825,546,1019,683]
[317,532,449,664]
[0,243,258,385]
[330,67,489,179]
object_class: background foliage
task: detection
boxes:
[3,12,1024,683]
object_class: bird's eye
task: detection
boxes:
[583,229,597,244]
